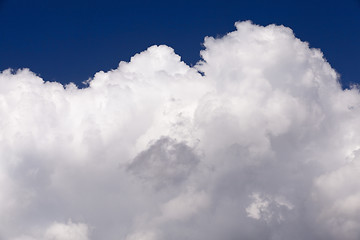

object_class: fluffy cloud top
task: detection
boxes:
[1,21,360,240]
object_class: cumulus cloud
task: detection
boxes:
[1,21,360,240]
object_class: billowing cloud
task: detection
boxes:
[1,21,360,240]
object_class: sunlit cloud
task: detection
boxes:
[1,21,360,240]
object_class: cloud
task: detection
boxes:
[127,137,200,189]
[12,220,90,240]
[44,221,90,240]
[1,21,360,240]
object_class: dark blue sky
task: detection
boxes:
[1,0,359,87]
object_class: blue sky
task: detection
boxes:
[1,0,359,87]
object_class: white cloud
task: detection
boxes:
[10,220,89,240]
[246,192,293,223]
[1,21,360,239]
[160,189,209,221]
[44,221,90,240]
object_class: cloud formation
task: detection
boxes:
[1,21,360,240]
